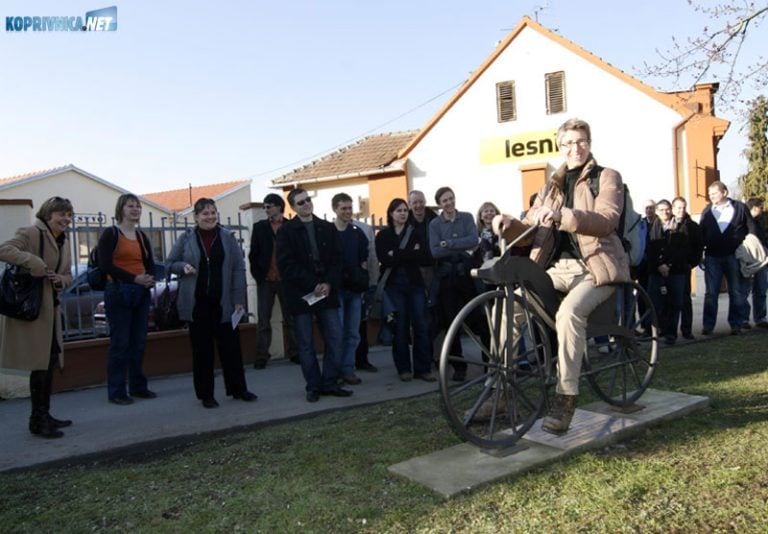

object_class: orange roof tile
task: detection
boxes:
[0,165,71,186]
[272,131,417,185]
[142,180,249,212]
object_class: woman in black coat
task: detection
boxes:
[375,198,433,382]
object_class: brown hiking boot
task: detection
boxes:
[469,396,508,422]
[541,394,577,435]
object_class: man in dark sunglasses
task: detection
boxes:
[276,188,352,402]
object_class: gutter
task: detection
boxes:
[672,111,697,201]
[270,160,406,190]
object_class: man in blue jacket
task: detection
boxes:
[429,186,483,382]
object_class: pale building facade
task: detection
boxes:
[400,17,728,217]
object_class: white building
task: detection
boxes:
[400,16,728,217]
[273,17,729,219]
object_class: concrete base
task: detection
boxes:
[388,389,709,498]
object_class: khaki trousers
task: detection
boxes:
[548,259,614,395]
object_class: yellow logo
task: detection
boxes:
[480,129,558,165]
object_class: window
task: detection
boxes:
[496,81,516,122]
[545,71,566,114]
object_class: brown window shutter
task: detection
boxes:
[496,81,516,122]
[545,71,566,114]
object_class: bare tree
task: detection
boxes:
[640,1,768,113]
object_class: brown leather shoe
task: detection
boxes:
[414,372,437,382]
[341,374,362,385]
[472,396,508,422]
[542,394,577,435]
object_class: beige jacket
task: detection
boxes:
[735,233,768,277]
[522,158,631,286]
[0,220,72,371]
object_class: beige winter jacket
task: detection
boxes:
[0,220,72,371]
[735,233,768,277]
[523,157,631,286]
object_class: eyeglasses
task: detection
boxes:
[559,139,590,150]
[295,197,312,207]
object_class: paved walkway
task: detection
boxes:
[0,345,438,472]
[0,284,751,473]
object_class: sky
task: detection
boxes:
[1,0,765,202]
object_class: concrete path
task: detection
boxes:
[0,346,437,473]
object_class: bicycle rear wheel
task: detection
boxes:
[584,282,659,406]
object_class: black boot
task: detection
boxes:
[29,411,64,438]
[29,370,64,439]
[41,367,72,428]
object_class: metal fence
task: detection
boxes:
[60,211,386,341]
[61,212,248,341]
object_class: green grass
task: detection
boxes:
[2,334,768,532]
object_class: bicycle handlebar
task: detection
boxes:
[499,222,539,254]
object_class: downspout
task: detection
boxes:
[671,110,698,298]
[671,111,697,201]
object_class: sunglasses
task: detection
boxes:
[295,197,312,207]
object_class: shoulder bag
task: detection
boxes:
[0,229,45,321]
[368,225,413,320]
[154,275,182,331]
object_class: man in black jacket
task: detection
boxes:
[700,181,757,335]
[248,193,298,369]
[276,188,352,402]
[746,198,768,329]
[671,197,703,339]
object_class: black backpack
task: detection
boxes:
[86,226,125,290]
[86,246,105,290]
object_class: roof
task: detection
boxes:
[0,165,73,187]
[0,164,171,213]
[142,180,251,213]
[399,16,710,159]
[271,131,418,186]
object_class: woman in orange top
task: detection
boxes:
[96,193,157,405]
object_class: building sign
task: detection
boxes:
[75,213,107,225]
[480,129,558,165]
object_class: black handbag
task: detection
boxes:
[368,225,413,320]
[0,230,44,321]
[342,264,370,293]
[154,277,182,331]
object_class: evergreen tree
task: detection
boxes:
[738,96,768,202]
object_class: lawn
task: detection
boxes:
[2,333,767,532]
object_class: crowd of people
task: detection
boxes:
[1,119,766,440]
[637,186,767,344]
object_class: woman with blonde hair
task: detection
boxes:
[474,201,501,266]
[0,197,74,438]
